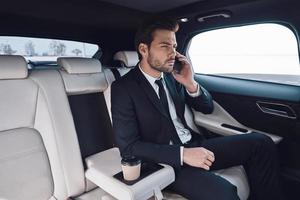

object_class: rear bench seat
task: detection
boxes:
[0,53,248,199]
[57,53,249,199]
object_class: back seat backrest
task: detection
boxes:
[58,57,114,157]
[0,55,85,199]
[58,57,114,192]
[0,55,54,200]
[101,51,139,120]
[113,51,138,76]
[30,69,86,198]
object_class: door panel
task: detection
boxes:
[194,74,300,199]
[196,75,300,102]
[195,75,300,138]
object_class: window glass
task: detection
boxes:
[0,36,98,62]
[188,24,300,85]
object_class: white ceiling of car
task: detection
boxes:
[99,0,205,12]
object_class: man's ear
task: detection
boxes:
[138,43,148,58]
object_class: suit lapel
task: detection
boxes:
[133,67,169,118]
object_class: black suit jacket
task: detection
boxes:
[111,66,213,169]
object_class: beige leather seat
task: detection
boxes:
[112,51,250,200]
[0,55,88,200]
[57,57,116,200]
[0,54,117,200]
[113,51,138,76]
[0,55,55,200]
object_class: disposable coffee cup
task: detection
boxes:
[121,156,141,181]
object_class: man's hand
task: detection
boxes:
[172,52,198,93]
[183,147,215,170]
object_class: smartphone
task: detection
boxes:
[173,57,183,73]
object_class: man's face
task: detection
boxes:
[145,29,177,73]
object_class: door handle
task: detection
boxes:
[256,101,297,119]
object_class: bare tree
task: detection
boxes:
[25,41,36,56]
[0,44,4,54]
[0,43,17,55]
[72,48,82,56]
[49,40,66,56]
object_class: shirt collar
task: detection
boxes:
[139,64,163,87]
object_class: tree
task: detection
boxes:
[0,44,17,55]
[72,48,82,56]
[49,40,66,56]
[25,41,36,56]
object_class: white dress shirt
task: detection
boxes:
[139,65,201,165]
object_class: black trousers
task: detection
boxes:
[167,133,284,200]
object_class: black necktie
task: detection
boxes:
[155,79,170,116]
[155,78,183,144]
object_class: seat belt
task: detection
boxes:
[110,68,121,80]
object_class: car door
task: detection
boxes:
[186,23,300,199]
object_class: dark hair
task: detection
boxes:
[134,16,179,60]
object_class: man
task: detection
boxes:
[111,17,284,200]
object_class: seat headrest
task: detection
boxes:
[113,51,138,67]
[57,57,102,74]
[0,55,28,80]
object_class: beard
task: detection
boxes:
[147,53,174,73]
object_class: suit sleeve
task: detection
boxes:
[184,84,214,114]
[111,81,182,170]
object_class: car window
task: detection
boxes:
[0,36,99,68]
[188,23,300,86]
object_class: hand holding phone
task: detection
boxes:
[172,52,197,93]
[173,57,183,73]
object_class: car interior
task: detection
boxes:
[1,0,300,199]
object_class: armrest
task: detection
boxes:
[85,148,175,200]
[193,101,282,143]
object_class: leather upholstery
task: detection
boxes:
[30,70,86,198]
[113,51,139,67]
[58,57,110,193]
[0,55,27,79]
[58,57,102,74]
[59,58,108,95]
[0,128,53,200]
[60,71,108,95]
[0,58,55,199]
[0,79,38,131]
[0,53,95,199]
[85,148,175,200]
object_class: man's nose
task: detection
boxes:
[170,47,176,56]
